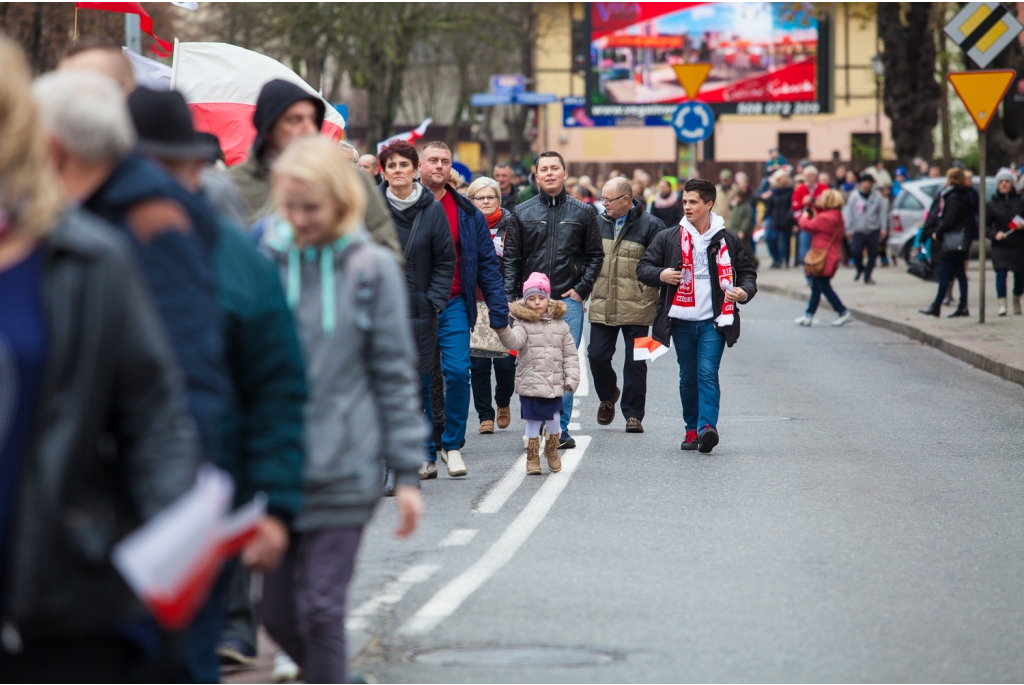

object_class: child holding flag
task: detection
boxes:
[497,273,581,475]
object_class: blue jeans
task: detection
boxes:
[995,269,1024,298]
[797,230,812,265]
[806,276,846,316]
[670,319,726,434]
[764,217,779,264]
[776,228,793,267]
[555,297,585,433]
[422,296,471,460]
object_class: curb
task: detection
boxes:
[759,283,1024,388]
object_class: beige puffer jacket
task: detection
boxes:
[497,300,581,398]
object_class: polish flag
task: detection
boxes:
[752,225,766,242]
[75,2,173,56]
[173,42,346,166]
[377,118,432,152]
[112,465,265,630]
[633,336,668,362]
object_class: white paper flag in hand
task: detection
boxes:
[112,465,265,630]
[633,336,668,362]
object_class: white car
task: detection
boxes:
[888,177,996,261]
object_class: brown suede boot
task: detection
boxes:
[526,437,542,475]
[544,432,562,473]
[496,406,511,429]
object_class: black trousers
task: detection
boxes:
[471,355,516,422]
[933,256,968,308]
[851,229,881,281]
[587,322,648,420]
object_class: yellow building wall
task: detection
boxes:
[533,2,893,165]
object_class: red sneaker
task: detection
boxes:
[680,430,699,451]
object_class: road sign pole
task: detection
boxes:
[690,143,697,179]
[978,130,986,324]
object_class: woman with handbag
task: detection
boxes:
[466,176,517,434]
[794,189,852,327]
[920,168,973,318]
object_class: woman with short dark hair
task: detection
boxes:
[377,140,456,479]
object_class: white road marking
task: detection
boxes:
[475,455,527,514]
[400,436,592,636]
[571,409,580,418]
[439,529,478,547]
[346,563,440,631]
[568,422,581,431]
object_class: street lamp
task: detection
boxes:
[871,53,885,164]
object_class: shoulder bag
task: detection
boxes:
[804,221,838,277]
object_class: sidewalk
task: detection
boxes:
[755,259,1024,387]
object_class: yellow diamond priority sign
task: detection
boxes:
[944,2,1023,69]
[947,70,1016,131]
[672,63,712,100]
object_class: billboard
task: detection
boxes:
[588,2,824,118]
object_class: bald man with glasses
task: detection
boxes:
[587,178,667,433]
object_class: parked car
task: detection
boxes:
[889,176,995,261]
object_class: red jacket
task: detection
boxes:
[798,208,844,278]
[792,182,829,212]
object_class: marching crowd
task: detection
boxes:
[0,38,757,683]
[5,31,1024,685]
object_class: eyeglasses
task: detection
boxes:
[600,193,628,205]
[471,195,499,202]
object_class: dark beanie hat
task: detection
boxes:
[252,79,325,160]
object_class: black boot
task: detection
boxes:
[919,303,941,317]
[947,305,970,318]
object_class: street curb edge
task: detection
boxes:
[759,283,1024,388]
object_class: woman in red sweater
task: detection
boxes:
[795,189,852,327]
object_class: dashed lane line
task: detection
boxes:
[438,529,478,547]
[474,455,527,514]
[399,436,592,637]
[346,564,440,632]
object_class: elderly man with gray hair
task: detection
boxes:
[587,176,667,433]
[34,68,230,464]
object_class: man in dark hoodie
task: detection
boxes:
[35,69,229,466]
[236,79,400,257]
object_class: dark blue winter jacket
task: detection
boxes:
[446,184,509,329]
[83,153,230,461]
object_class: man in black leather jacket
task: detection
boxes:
[504,151,604,449]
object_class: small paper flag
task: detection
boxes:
[633,336,668,362]
[752,226,765,242]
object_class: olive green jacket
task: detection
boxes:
[588,201,666,326]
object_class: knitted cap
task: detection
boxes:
[523,272,551,300]
[995,168,1016,185]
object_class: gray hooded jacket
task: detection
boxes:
[262,222,424,530]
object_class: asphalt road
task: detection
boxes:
[347,292,1024,683]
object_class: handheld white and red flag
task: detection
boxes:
[112,465,265,630]
[172,42,346,166]
[752,225,765,243]
[376,118,432,152]
[75,2,173,57]
[633,336,668,362]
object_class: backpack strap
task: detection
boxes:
[340,240,379,349]
[402,208,425,265]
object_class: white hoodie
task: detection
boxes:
[668,212,726,322]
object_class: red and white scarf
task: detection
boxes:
[670,218,734,327]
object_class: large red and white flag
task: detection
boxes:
[173,42,346,166]
[112,465,265,630]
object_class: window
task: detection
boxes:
[778,132,807,162]
[896,192,923,210]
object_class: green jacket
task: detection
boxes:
[589,201,666,327]
[229,150,401,258]
[212,220,307,524]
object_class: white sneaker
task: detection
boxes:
[272,651,301,683]
[418,461,437,479]
[440,449,467,477]
[832,311,853,327]
[794,314,813,326]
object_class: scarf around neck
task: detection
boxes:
[652,190,679,209]
[486,208,503,229]
[671,213,734,327]
[386,182,423,212]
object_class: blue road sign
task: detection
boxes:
[671,102,715,144]
[515,92,558,106]
[471,92,514,107]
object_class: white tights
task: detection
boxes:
[524,411,560,439]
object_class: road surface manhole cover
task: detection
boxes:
[411,646,616,668]
[721,415,791,422]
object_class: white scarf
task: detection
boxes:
[386,181,423,212]
[668,213,734,327]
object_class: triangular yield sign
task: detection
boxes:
[947,69,1016,131]
[672,63,712,100]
